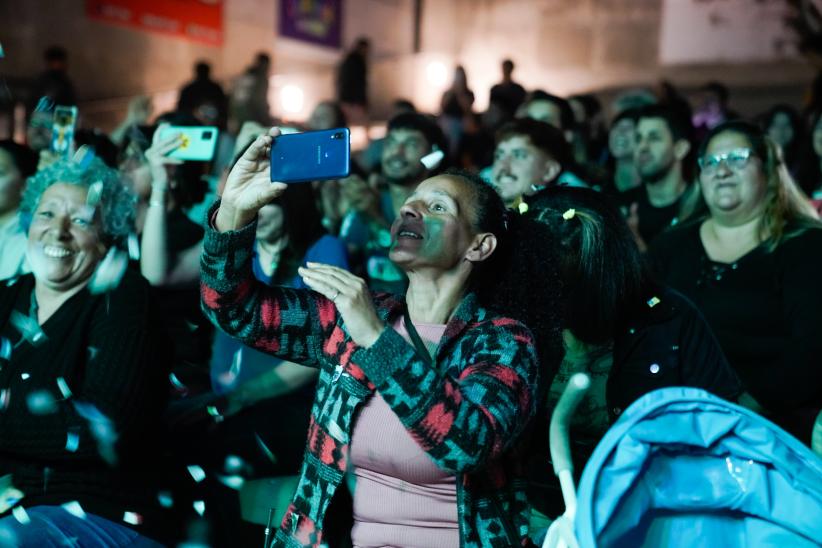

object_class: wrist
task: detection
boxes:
[215,204,255,232]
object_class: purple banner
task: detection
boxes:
[279,0,343,49]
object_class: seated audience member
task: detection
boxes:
[650,120,822,443]
[490,119,571,209]
[798,109,822,212]
[516,90,575,141]
[339,112,448,292]
[621,104,695,250]
[0,156,169,545]
[568,93,607,167]
[760,104,802,175]
[200,129,563,546]
[522,186,741,525]
[0,141,38,280]
[140,118,213,369]
[359,99,417,171]
[605,107,641,195]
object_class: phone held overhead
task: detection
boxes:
[269,128,350,184]
[51,105,78,159]
[158,125,219,162]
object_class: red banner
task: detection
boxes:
[86,0,223,46]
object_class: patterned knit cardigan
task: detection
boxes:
[200,207,541,547]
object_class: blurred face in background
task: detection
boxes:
[634,117,679,183]
[609,117,636,161]
[766,112,794,150]
[0,149,25,214]
[256,202,285,244]
[27,111,53,152]
[381,128,430,186]
[812,116,822,160]
[520,100,563,130]
[308,102,340,131]
[491,135,556,205]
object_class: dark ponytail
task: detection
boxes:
[441,169,565,382]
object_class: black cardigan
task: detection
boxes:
[649,221,822,442]
[0,268,170,538]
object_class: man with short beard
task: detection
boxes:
[490,119,571,210]
[622,104,693,249]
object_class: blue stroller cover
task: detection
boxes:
[574,387,822,547]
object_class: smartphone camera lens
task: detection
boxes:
[332,132,343,140]
[202,131,214,140]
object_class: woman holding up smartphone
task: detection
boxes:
[200,128,563,547]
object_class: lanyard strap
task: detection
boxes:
[403,308,433,367]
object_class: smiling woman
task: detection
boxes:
[0,156,171,546]
[650,120,822,444]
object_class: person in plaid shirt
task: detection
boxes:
[201,128,562,547]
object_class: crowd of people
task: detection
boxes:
[0,42,820,547]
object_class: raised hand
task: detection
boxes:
[216,127,287,232]
[298,262,385,348]
[145,123,184,191]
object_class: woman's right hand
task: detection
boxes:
[216,127,287,232]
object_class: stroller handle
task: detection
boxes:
[550,373,591,476]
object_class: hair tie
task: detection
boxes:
[562,208,576,220]
[517,201,529,214]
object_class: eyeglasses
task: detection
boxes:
[698,148,755,176]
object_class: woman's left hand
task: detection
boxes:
[299,262,385,348]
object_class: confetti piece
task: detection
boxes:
[224,455,244,475]
[10,311,47,346]
[206,406,222,421]
[193,501,205,516]
[5,277,17,287]
[20,373,29,381]
[12,506,29,524]
[34,96,54,113]
[123,511,143,525]
[157,491,174,508]
[86,182,103,208]
[185,320,199,332]
[0,338,12,360]
[88,248,128,294]
[0,43,4,58]
[72,146,96,170]
[127,233,140,261]
[0,389,9,411]
[169,373,188,395]
[65,430,80,452]
[87,347,99,361]
[254,433,277,464]
[26,390,57,415]
[216,475,244,490]
[73,401,118,465]
[647,296,661,308]
[56,377,73,399]
[420,149,444,170]
[562,208,576,220]
[187,465,206,483]
[61,501,86,519]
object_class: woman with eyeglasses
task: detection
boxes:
[649,120,822,444]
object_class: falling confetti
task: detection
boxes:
[11,506,29,525]
[61,501,87,519]
[123,511,143,525]
[20,373,29,381]
[0,389,9,411]
[127,233,140,261]
[223,455,244,475]
[0,338,11,360]
[216,475,244,490]
[193,501,205,516]
[73,401,118,465]
[9,311,47,346]
[169,373,188,395]
[187,465,206,483]
[5,278,17,287]
[26,390,58,415]
[87,347,99,361]
[157,491,174,508]
[88,248,129,294]
[647,296,661,308]
[34,96,55,113]
[85,180,103,207]
[254,433,277,464]
[56,377,73,399]
[65,430,80,452]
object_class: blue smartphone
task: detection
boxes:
[269,128,350,183]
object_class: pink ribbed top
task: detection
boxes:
[349,317,458,548]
